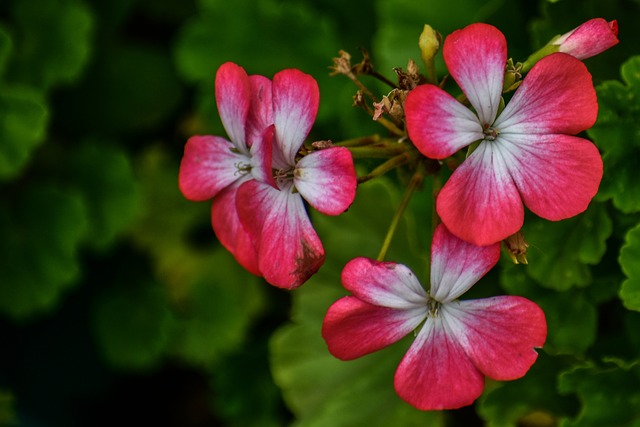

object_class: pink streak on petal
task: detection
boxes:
[250,125,277,188]
[444,296,547,380]
[237,180,324,289]
[341,257,428,309]
[443,23,507,126]
[394,317,485,410]
[273,69,319,166]
[178,135,247,201]
[437,141,524,246]
[499,133,603,221]
[429,224,500,303]
[495,53,598,135]
[556,18,619,60]
[322,297,426,360]
[246,74,273,149]
[295,147,357,215]
[211,180,260,276]
[405,84,483,159]
[215,62,251,153]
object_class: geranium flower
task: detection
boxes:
[322,224,547,410]
[404,23,603,246]
[553,18,619,60]
[178,62,274,275]
[237,69,357,289]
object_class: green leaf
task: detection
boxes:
[69,141,140,249]
[522,202,612,290]
[558,359,640,427]
[619,222,640,311]
[0,85,48,180]
[0,389,17,426]
[588,56,640,214]
[8,0,93,88]
[0,185,88,320]
[0,26,11,77]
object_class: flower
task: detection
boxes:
[178,62,274,275]
[553,18,619,60]
[237,69,357,289]
[404,23,603,246]
[322,224,547,410]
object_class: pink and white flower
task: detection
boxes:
[322,224,547,410]
[553,18,619,60]
[404,23,603,246]
[178,62,274,275]
[237,69,357,289]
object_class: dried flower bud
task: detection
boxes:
[504,231,529,265]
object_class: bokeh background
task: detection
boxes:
[1,0,640,426]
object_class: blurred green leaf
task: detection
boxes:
[558,359,640,427]
[0,185,88,320]
[0,85,47,180]
[0,389,17,426]
[69,141,140,249]
[93,282,175,370]
[9,0,93,88]
[0,27,11,77]
[522,202,612,291]
[619,222,640,311]
[588,56,640,214]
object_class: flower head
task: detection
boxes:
[404,23,603,246]
[322,224,547,410]
[553,18,619,60]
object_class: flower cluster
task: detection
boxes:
[179,17,618,411]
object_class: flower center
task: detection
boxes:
[483,124,499,141]
[274,167,296,184]
[234,161,252,177]
[426,298,440,318]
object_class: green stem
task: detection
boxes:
[332,134,381,148]
[376,161,426,261]
[348,142,409,159]
[357,153,412,184]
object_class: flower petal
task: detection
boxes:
[237,180,324,289]
[555,18,619,60]
[499,133,603,221]
[322,296,426,360]
[341,257,428,309]
[429,224,500,303]
[437,141,524,246]
[295,147,357,215]
[495,53,597,136]
[246,74,273,148]
[272,69,319,167]
[211,180,260,276]
[394,316,485,410]
[178,135,248,201]
[215,62,251,153]
[405,84,483,159]
[249,125,277,188]
[443,23,506,126]
[442,296,547,380]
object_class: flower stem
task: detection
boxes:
[347,142,410,159]
[357,153,412,184]
[376,161,426,261]
[332,134,381,147]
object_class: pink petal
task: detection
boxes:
[272,69,319,167]
[394,316,485,410]
[405,84,483,159]
[322,297,426,360]
[249,125,277,188]
[443,296,547,380]
[443,23,507,126]
[436,141,524,246]
[215,62,251,153]
[429,224,500,303]
[246,75,273,148]
[495,53,598,136]
[237,180,324,289]
[294,147,357,215]
[341,257,428,309]
[178,135,249,201]
[500,133,603,221]
[555,18,619,60]
[211,181,260,276]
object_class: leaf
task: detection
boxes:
[0,26,11,77]
[588,56,640,214]
[619,222,640,311]
[523,202,612,291]
[0,85,48,180]
[558,359,640,427]
[0,185,88,320]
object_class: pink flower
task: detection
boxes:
[237,69,357,289]
[404,23,603,246]
[553,18,619,60]
[178,62,274,275]
[322,224,547,410]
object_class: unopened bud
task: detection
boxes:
[419,24,440,65]
[504,231,529,265]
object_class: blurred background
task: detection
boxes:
[1,0,639,426]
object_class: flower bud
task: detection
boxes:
[553,18,619,60]
[419,24,440,64]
